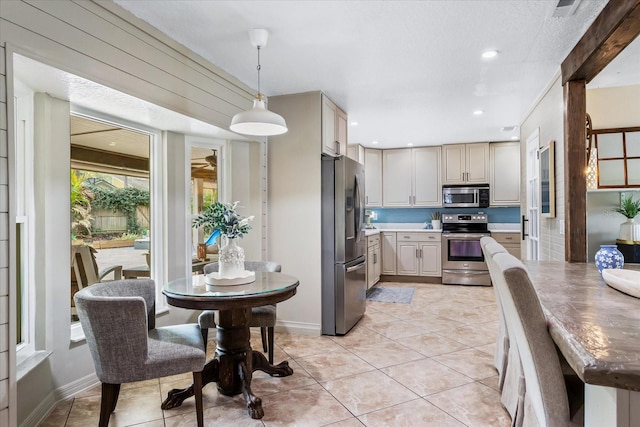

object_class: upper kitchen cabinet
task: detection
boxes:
[364,148,382,207]
[442,143,489,185]
[322,94,348,157]
[382,147,441,207]
[490,142,521,206]
[347,144,365,164]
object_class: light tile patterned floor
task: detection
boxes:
[41,281,510,427]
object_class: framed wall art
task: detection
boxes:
[540,140,555,218]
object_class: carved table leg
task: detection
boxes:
[251,350,294,377]
[161,358,219,410]
[238,360,264,419]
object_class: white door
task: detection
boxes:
[526,129,540,260]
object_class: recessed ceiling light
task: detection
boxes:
[350,121,359,126]
[109,142,116,146]
[482,50,499,59]
[407,143,414,147]
[371,140,379,145]
[511,136,519,140]
[473,110,484,115]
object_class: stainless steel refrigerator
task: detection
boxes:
[321,155,367,335]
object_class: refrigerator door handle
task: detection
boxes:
[346,261,366,273]
[354,174,364,242]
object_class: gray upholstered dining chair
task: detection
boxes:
[200,261,281,363]
[74,279,206,427]
[493,253,583,426]
[480,237,509,390]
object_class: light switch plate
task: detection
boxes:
[559,219,565,235]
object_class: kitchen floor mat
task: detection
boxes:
[366,286,415,304]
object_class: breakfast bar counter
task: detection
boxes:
[522,261,640,427]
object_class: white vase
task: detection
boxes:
[431,220,441,230]
[218,237,245,278]
[619,218,640,242]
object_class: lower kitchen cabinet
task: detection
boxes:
[492,232,521,258]
[381,232,397,275]
[395,232,442,277]
[366,234,381,288]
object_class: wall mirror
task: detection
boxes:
[540,140,555,218]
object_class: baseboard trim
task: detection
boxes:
[21,373,99,427]
[275,320,320,336]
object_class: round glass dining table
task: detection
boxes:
[161,272,299,419]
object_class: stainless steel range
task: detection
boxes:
[441,213,491,286]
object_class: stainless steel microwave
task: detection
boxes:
[442,185,490,208]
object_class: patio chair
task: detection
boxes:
[71,244,122,315]
[74,279,206,427]
[199,261,281,363]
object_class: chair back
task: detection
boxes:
[74,279,157,383]
[493,253,569,426]
[203,261,281,275]
[72,245,101,290]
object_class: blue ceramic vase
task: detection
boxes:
[594,244,624,274]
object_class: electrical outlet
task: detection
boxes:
[559,219,565,235]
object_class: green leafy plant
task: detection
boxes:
[91,186,150,233]
[192,201,253,238]
[70,171,94,237]
[615,195,640,219]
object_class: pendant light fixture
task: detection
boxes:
[230,29,288,136]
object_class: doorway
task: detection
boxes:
[526,129,540,260]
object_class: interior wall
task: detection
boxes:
[587,85,640,129]
[268,92,323,334]
[0,43,10,427]
[520,75,566,261]
[230,140,264,261]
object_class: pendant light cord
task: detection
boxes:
[256,45,262,100]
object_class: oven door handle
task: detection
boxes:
[442,233,490,240]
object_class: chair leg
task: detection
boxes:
[201,327,208,346]
[268,327,274,365]
[260,327,268,353]
[99,383,120,427]
[193,371,204,427]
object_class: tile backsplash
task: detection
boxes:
[370,207,521,224]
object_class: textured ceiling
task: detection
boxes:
[113,0,620,148]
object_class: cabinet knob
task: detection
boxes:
[403,235,410,239]
[505,236,513,240]
[428,236,435,239]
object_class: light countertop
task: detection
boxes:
[365,222,521,235]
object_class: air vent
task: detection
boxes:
[501,126,518,132]
[552,0,581,17]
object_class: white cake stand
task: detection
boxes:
[205,270,256,287]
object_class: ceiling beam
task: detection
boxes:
[561,0,640,85]
[71,145,149,172]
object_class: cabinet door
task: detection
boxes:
[336,107,348,156]
[364,148,383,207]
[381,232,397,275]
[383,149,412,206]
[396,241,419,275]
[466,143,490,184]
[321,95,338,156]
[442,144,466,185]
[367,244,376,288]
[374,243,381,283]
[413,147,442,206]
[490,142,520,205]
[419,242,441,276]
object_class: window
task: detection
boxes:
[188,138,226,265]
[70,114,153,323]
[595,127,640,188]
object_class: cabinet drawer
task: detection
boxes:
[492,232,519,244]
[367,234,380,247]
[396,232,441,242]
